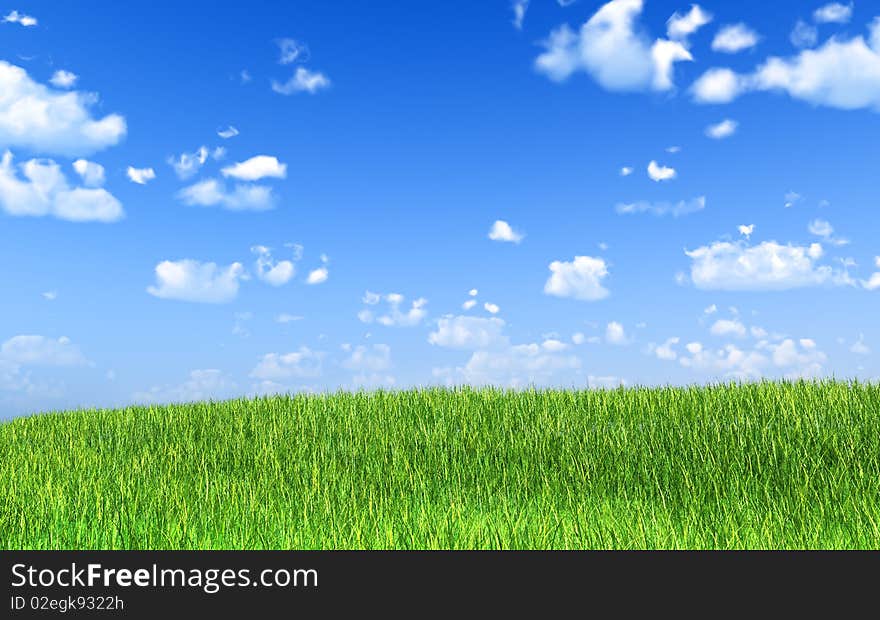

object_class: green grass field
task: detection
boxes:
[2,381,879,549]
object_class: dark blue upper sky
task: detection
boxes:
[0,0,878,416]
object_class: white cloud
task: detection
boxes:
[665,145,681,153]
[813,2,853,24]
[851,334,870,355]
[808,218,833,238]
[705,118,738,139]
[462,299,477,310]
[534,0,693,92]
[653,337,680,360]
[791,20,819,48]
[712,23,759,53]
[272,67,330,95]
[126,166,155,185]
[167,146,219,180]
[572,332,586,345]
[217,126,239,139]
[0,62,125,156]
[710,318,746,337]
[666,4,712,41]
[276,313,304,323]
[670,330,828,380]
[2,10,36,27]
[49,70,78,89]
[484,302,500,314]
[147,259,245,303]
[784,191,802,209]
[862,257,880,290]
[704,304,717,314]
[42,291,57,301]
[436,342,581,387]
[250,347,323,380]
[468,288,478,297]
[647,160,676,181]
[428,316,508,350]
[306,267,329,285]
[696,20,880,111]
[690,67,744,103]
[686,240,846,290]
[620,166,633,176]
[71,159,105,187]
[738,224,754,239]
[616,195,704,217]
[177,179,275,211]
[221,155,287,181]
[0,151,123,222]
[133,369,238,404]
[1,335,86,366]
[276,38,310,65]
[359,293,428,327]
[605,321,628,345]
[488,220,524,243]
[512,0,529,30]
[545,255,610,301]
[252,245,295,286]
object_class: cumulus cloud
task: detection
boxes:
[738,224,755,239]
[705,118,738,139]
[850,334,870,355]
[488,220,524,243]
[272,67,330,95]
[359,293,428,327]
[2,10,37,27]
[534,0,693,92]
[71,159,105,187]
[666,4,712,41]
[544,256,610,301]
[647,160,676,181]
[177,179,275,211]
[1,335,87,366]
[0,62,125,156]
[616,195,704,217]
[167,146,211,179]
[605,321,629,345]
[712,23,759,53]
[813,2,853,24]
[862,257,880,290]
[276,313,304,323]
[435,341,581,387]
[221,155,287,181]
[133,369,238,404]
[0,151,123,222]
[126,166,155,185]
[620,166,633,176]
[147,259,245,303]
[653,337,680,360]
[49,70,78,89]
[252,245,296,286]
[710,318,747,337]
[250,347,323,380]
[306,267,328,285]
[694,19,880,111]
[484,302,500,314]
[428,316,509,350]
[685,240,845,290]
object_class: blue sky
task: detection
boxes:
[1,0,879,417]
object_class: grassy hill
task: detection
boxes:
[2,381,879,549]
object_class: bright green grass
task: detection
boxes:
[2,381,879,549]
